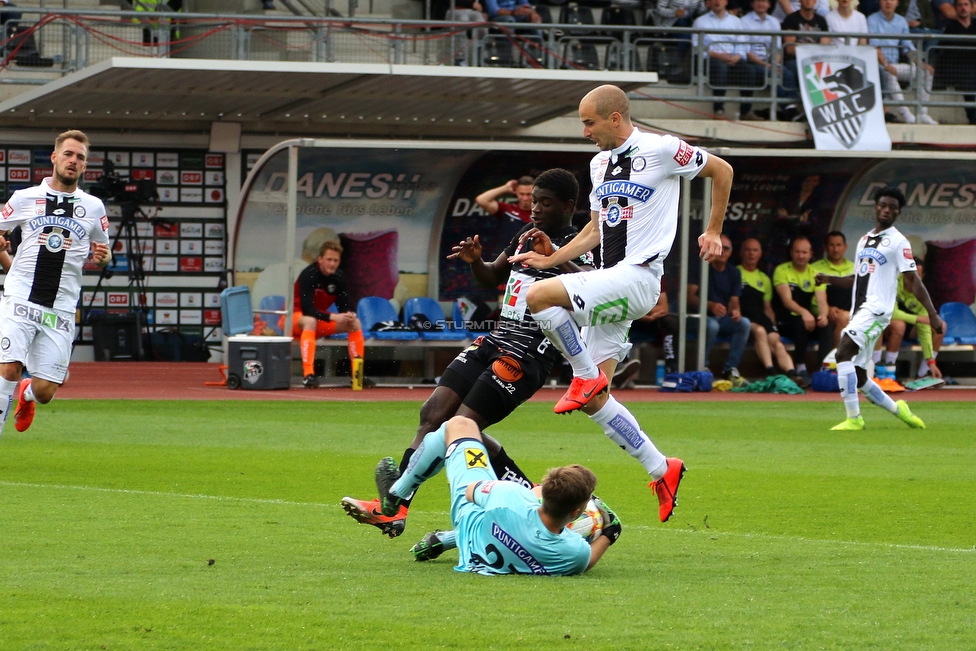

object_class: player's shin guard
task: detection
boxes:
[837,361,861,419]
[532,306,599,379]
[490,446,533,488]
[0,377,16,436]
[390,424,448,499]
[300,329,316,377]
[348,329,365,360]
[589,395,667,479]
[860,378,899,414]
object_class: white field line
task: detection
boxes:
[3,480,974,555]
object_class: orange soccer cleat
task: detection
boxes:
[554,370,609,414]
[650,458,686,523]
[13,378,35,432]
[341,496,408,538]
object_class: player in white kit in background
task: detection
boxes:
[509,85,735,522]
[816,187,943,431]
[0,130,112,435]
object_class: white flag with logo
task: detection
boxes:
[796,45,891,151]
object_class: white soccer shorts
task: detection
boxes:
[558,261,663,366]
[843,307,890,368]
[0,295,74,383]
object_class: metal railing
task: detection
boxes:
[2,8,974,122]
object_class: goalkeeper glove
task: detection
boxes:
[592,495,622,545]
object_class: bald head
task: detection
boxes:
[579,85,634,151]
[580,85,631,121]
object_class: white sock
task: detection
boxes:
[533,305,599,379]
[0,377,17,435]
[588,395,667,478]
[871,349,882,364]
[22,383,35,403]
[860,378,899,414]
[836,361,861,419]
[917,360,929,377]
[883,351,898,365]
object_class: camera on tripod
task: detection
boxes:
[88,160,159,205]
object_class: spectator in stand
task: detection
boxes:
[869,0,939,124]
[0,0,22,28]
[475,176,534,224]
[693,0,764,118]
[773,236,832,387]
[881,258,944,378]
[738,238,798,378]
[444,0,487,66]
[781,0,831,94]
[740,0,784,118]
[932,0,958,28]
[936,0,976,124]
[484,0,541,23]
[827,0,870,44]
[773,0,829,21]
[651,0,706,26]
[688,234,752,384]
[810,230,855,348]
[899,0,939,34]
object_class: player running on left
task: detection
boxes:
[0,130,112,436]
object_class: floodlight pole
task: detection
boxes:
[284,145,299,338]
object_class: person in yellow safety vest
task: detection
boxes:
[131,0,180,45]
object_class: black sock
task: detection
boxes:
[765,366,776,376]
[398,448,416,508]
[490,447,533,489]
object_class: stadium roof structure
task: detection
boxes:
[0,58,657,137]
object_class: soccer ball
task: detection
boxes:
[566,498,604,543]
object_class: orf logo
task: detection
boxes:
[492,356,523,383]
[243,360,264,384]
[801,54,877,149]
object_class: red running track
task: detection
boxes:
[54,362,976,403]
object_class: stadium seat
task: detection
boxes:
[939,302,976,344]
[404,297,469,341]
[258,295,286,335]
[357,296,420,341]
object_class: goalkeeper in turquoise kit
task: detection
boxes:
[361,416,622,575]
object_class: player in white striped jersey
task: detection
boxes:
[816,187,942,431]
[0,130,112,436]
[510,85,734,523]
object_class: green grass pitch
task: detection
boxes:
[1,399,974,650]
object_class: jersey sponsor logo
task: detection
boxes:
[73,205,86,218]
[555,320,583,356]
[591,297,629,326]
[902,247,913,261]
[12,302,71,332]
[858,248,887,265]
[490,523,548,575]
[28,215,88,240]
[492,355,524,383]
[465,447,488,469]
[632,156,646,171]
[857,261,876,275]
[601,202,633,227]
[673,141,694,166]
[100,215,110,232]
[1,202,12,219]
[595,180,655,203]
[479,480,497,494]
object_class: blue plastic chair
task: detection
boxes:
[939,302,976,345]
[220,286,255,336]
[258,295,286,335]
[357,296,420,341]
[404,297,468,341]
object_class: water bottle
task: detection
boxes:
[656,359,666,385]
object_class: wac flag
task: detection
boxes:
[796,45,891,151]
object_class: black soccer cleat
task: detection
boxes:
[411,531,447,562]
[375,456,403,517]
[303,374,319,389]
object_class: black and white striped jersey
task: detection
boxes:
[588,128,708,269]
[851,226,916,318]
[1,178,110,311]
